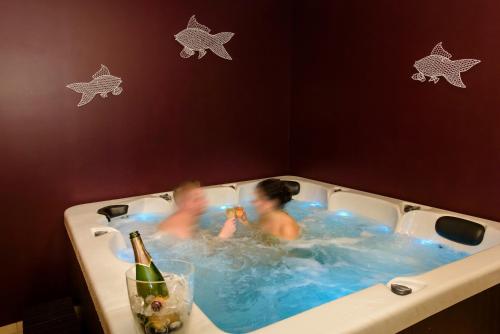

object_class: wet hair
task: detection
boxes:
[173,180,201,203]
[256,178,293,208]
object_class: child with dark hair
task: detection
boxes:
[225,178,301,240]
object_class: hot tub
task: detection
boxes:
[64,176,500,334]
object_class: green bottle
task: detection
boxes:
[130,231,169,298]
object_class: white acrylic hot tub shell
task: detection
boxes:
[64,176,500,334]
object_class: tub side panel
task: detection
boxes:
[328,191,401,229]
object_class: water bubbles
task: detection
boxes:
[117,248,134,262]
[116,201,468,333]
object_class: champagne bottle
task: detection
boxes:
[130,231,182,333]
[130,231,169,298]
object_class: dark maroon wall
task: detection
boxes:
[0,0,291,325]
[291,0,500,221]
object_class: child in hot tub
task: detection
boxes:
[157,181,236,239]
[226,178,301,241]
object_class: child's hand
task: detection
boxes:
[226,208,235,219]
[219,218,236,239]
[236,207,249,225]
[235,206,245,219]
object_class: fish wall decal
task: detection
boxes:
[412,42,480,88]
[67,65,123,107]
[174,15,234,60]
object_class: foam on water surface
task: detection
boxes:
[111,201,468,333]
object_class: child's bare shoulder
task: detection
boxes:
[277,210,296,223]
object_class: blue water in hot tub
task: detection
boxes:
[111,201,468,333]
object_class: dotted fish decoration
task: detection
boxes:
[174,15,234,60]
[66,65,123,107]
[412,42,480,88]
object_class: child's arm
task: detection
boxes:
[157,212,177,231]
[218,218,236,239]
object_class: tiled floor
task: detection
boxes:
[0,322,23,334]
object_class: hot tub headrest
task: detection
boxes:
[97,204,129,222]
[435,216,485,246]
[283,181,300,196]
